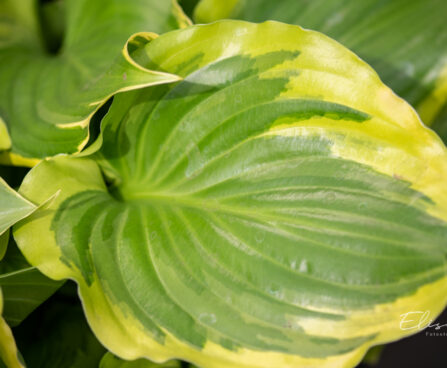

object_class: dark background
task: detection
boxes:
[357,307,447,368]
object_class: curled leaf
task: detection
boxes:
[0,0,184,161]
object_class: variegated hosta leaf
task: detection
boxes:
[0,0,185,161]
[194,0,447,126]
[100,353,181,368]
[14,21,447,368]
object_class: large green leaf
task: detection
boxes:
[14,21,447,368]
[0,0,186,161]
[193,0,447,126]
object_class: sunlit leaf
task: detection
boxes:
[14,20,447,368]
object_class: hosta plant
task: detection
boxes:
[1,1,447,368]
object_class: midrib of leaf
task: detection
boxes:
[118,187,440,251]
[0,266,36,279]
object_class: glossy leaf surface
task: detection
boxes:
[14,21,447,368]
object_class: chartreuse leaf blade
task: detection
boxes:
[194,0,447,126]
[14,21,447,368]
[0,0,183,161]
[0,177,35,236]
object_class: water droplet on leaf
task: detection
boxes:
[150,231,157,240]
[255,232,265,244]
[199,313,217,324]
[268,284,283,298]
[299,259,308,273]
[326,192,336,201]
[186,144,204,178]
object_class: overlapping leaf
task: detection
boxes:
[0,0,186,161]
[14,21,447,368]
[194,0,447,127]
